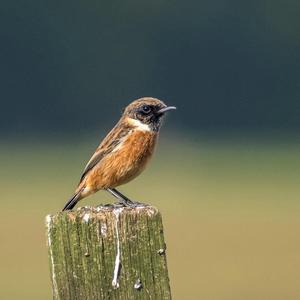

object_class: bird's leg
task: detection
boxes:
[106,188,137,207]
[106,188,148,207]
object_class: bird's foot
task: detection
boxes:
[115,200,149,208]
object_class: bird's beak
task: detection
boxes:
[157,106,177,114]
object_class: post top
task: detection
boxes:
[46,204,160,224]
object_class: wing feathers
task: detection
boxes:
[79,121,132,183]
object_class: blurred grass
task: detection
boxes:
[0,136,300,299]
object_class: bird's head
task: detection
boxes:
[123,97,176,132]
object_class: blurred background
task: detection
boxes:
[1,0,300,299]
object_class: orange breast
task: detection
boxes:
[86,130,158,189]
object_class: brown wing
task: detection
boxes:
[79,120,132,183]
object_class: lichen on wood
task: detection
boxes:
[46,205,171,300]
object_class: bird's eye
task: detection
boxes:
[141,105,151,114]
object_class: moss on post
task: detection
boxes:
[46,205,171,300]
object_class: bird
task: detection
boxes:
[62,97,176,211]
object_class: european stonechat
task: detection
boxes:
[62,97,176,211]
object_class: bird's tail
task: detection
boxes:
[62,189,83,211]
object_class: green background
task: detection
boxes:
[1,0,300,299]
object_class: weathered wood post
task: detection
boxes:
[46,205,171,299]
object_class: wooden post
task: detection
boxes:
[46,205,171,300]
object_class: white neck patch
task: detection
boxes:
[127,118,151,132]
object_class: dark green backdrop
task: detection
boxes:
[1,0,299,136]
